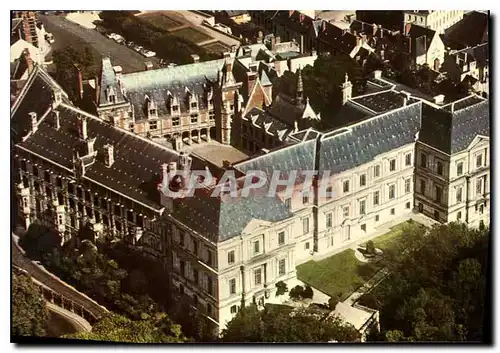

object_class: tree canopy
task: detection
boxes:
[359,222,490,342]
[221,304,359,343]
[12,270,49,337]
[64,313,186,343]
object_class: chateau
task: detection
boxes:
[11,54,489,335]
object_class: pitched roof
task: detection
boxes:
[407,24,436,57]
[319,102,422,175]
[443,11,488,49]
[351,90,419,114]
[419,95,489,154]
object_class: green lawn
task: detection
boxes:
[172,27,212,44]
[297,249,377,301]
[366,220,425,251]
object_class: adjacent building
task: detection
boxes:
[403,10,464,34]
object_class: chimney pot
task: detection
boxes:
[373,70,382,79]
[144,61,153,71]
[191,54,200,63]
[78,116,88,140]
[433,94,445,105]
[54,110,60,130]
[104,144,114,167]
[29,112,37,133]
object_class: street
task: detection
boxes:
[40,14,159,73]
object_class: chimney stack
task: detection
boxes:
[22,48,33,73]
[145,61,153,71]
[54,110,60,130]
[52,89,62,109]
[167,161,177,173]
[373,70,382,79]
[179,151,192,171]
[247,71,258,92]
[104,144,114,167]
[271,36,276,51]
[191,54,200,63]
[29,112,37,133]
[78,116,88,140]
[76,66,84,100]
[86,137,96,156]
[433,94,445,105]
[161,163,169,184]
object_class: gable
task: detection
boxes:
[241,218,273,235]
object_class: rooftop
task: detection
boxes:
[352,90,419,114]
[184,141,249,167]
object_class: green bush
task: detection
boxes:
[302,285,314,299]
[275,281,288,297]
[366,240,376,255]
[289,285,304,300]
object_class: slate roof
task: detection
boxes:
[224,10,249,17]
[318,102,422,175]
[407,24,436,57]
[443,11,488,49]
[351,90,419,114]
[172,185,292,242]
[100,58,226,121]
[11,67,69,143]
[267,95,304,125]
[331,101,376,128]
[419,96,489,154]
[245,107,291,138]
[235,138,317,179]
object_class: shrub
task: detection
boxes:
[328,292,343,310]
[275,281,288,297]
[289,285,304,300]
[302,285,314,299]
[366,240,376,255]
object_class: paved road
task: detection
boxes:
[11,236,108,320]
[40,14,159,73]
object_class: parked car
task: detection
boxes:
[141,49,156,58]
[126,41,135,47]
[134,45,143,52]
[167,63,177,68]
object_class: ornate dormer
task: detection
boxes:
[206,86,214,110]
[145,94,157,119]
[185,87,198,113]
[106,85,116,104]
[52,89,63,109]
[341,72,352,105]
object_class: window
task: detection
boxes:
[193,269,199,284]
[326,213,333,228]
[302,193,309,205]
[207,275,214,295]
[343,180,350,193]
[405,153,412,166]
[360,174,366,187]
[457,211,462,221]
[278,231,285,245]
[405,178,411,194]
[305,242,310,250]
[343,206,350,218]
[389,184,396,199]
[457,162,464,176]
[375,214,379,222]
[209,111,215,120]
[230,104,234,111]
[374,165,380,178]
[228,250,235,265]
[180,260,186,277]
[479,204,484,215]
[230,305,238,314]
[191,102,197,109]
[253,240,260,255]
[476,178,483,196]
[437,161,443,175]
[172,117,180,126]
[279,258,286,275]
[359,199,366,215]
[179,232,185,246]
[389,159,396,172]
[190,114,198,124]
[192,237,198,255]
[207,249,213,265]
[285,198,291,209]
[229,278,236,294]
[254,268,262,285]
[421,153,427,168]
[406,202,411,209]
[326,186,333,199]
[172,105,179,113]
[456,187,463,203]
[434,210,439,220]
[390,208,395,215]
[420,180,426,195]
[302,217,309,234]
[476,154,483,168]
[373,191,380,206]
[435,186,442,203]
[207,303,212,316]
[361,224,366,232]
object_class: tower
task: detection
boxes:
[296,66,304,106]
[341,72,352,105]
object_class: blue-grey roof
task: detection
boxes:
[172,185,292,242]
[235,138,317,178]
[99,57,127,107]
[420,96,489,154]
[103,59,226,120]
[319,102,422,175]
[352,90,419,114]
[450,99,489,153]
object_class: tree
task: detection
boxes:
[64,313,186,343]
[364,223,489,342]
[12,270,49,337]
[275,281,288,297]
[289,285,304,300]
[221,304,359,343]
[366,240,376,255]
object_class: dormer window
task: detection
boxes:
[172,105,179,113]
[191,102,197,109]
[107,86,116,104]
[145,96,157,118]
